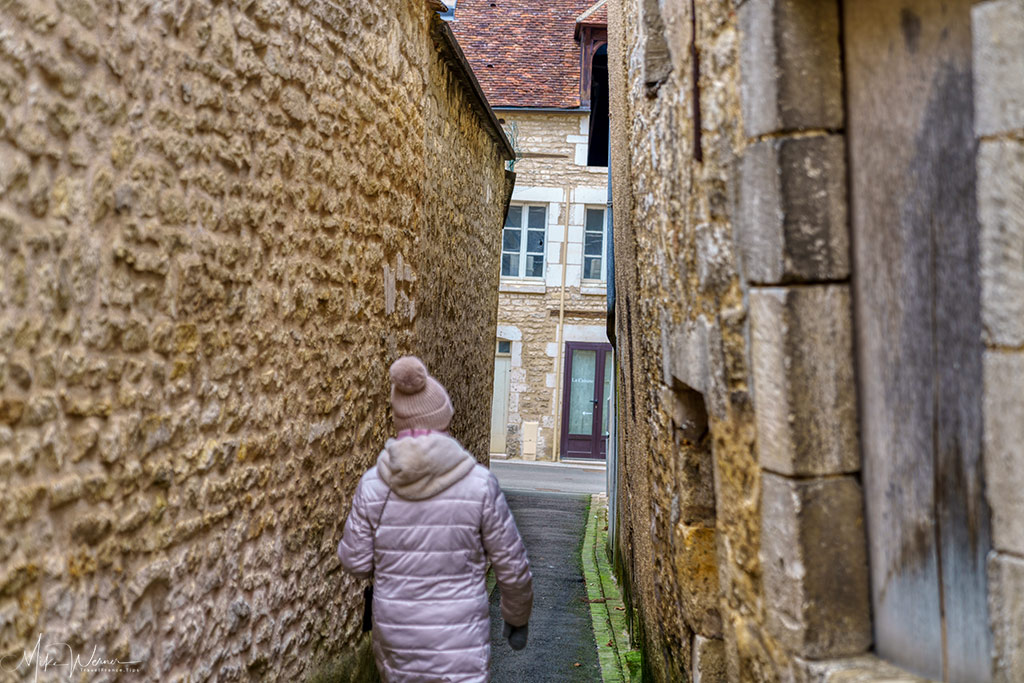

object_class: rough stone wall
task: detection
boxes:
[418,29,515,459]
[0,1,511,680]
[608,0,741,679]
[494,110,609,461]
[505,112,609,187]
[496,289,606,459]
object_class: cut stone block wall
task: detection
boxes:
[974,2,1024,680]
[738,0,843,137]
[740,0,870,673]
[0,1,512,679]
[737,136,849,285]
[609,0,870,679]
[760,473,870,658]
[749,286,857,477]
[610,0,1017,679]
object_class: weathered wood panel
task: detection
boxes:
[844,1,992,680]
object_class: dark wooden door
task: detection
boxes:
[845,2,991,680]
[560,342,613,460]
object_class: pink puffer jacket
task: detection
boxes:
[338,432,533,682]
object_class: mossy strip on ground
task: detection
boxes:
[583,493,640,682]
[592,497,641,681]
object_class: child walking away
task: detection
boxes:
[338,356,533,682]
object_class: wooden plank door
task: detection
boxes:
[844,2,992,680]
[560,342,612,460]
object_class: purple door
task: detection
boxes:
[560,342,613,460]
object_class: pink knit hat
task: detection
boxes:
[389,356,454,432]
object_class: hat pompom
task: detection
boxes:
[390,356,427,394]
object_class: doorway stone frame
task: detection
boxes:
[738,0,874,673]
[736,0,1024,679]
[974,2,1024,681]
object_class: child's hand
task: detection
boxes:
[502,621,528,650]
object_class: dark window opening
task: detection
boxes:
[587,47,609,167]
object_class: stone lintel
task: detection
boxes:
[660,314,727,420]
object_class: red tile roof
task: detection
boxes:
[451,0,600,109]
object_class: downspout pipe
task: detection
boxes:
[605,126,617,544]
[606,134,615,346]
[552,187,571,462]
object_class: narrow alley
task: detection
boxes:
[484,461,614,681]
[488,490,600,682]
[1,0,1022,681]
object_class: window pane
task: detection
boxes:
[505,205,522,228]
[584,231,603,256]
[568,350,597,434]
[526,229,544,254]
[526,254,544,278]
[497,340,511,354]
[528,206,546,229]
[503,228,521,252]
[585,208,604,231]
[584,257,602,280]
[602,352,612,435]
[502,253,519,277]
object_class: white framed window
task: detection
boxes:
[583,206,607,281]
[502,204,546,279]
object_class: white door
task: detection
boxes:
[490,353,511,454]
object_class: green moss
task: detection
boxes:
[610,507,646,682]
[624,650,643,682]
[583,494,643,682]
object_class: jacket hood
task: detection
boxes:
[376,433,477,500]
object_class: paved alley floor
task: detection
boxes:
[489,460,607,495]
[489,491,602,682]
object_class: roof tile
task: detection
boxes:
[451,0,598,109]
[576,0,608,26]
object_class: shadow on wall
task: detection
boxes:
[308,636,379,683]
